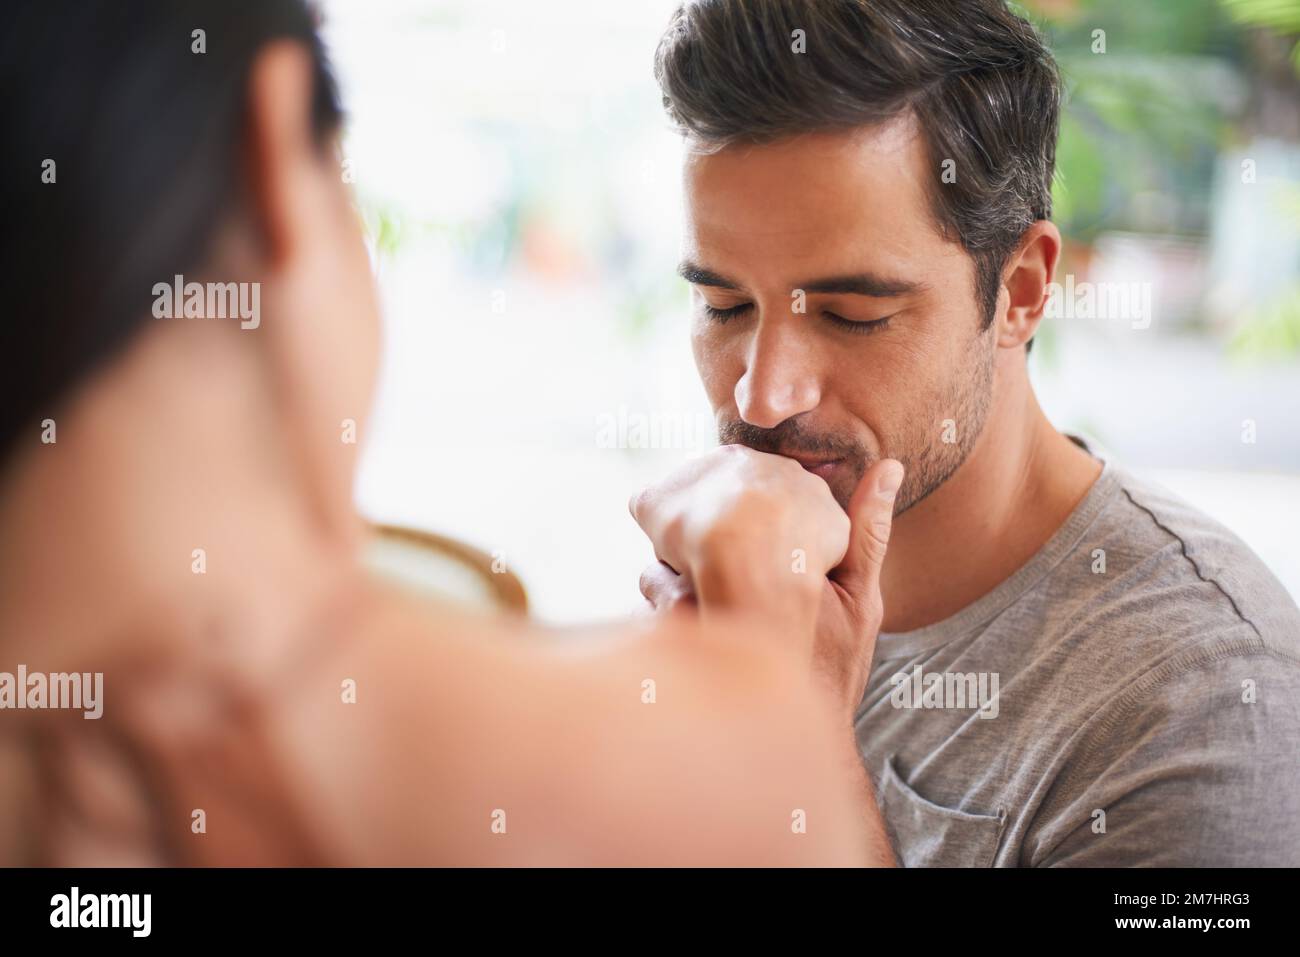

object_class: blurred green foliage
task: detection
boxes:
[1022,0,1300,361]
[1025,0,1241,242]
[1221,0,1300,69]
[1220,0,1300,358]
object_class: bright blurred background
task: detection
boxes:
[320,0,1300,622]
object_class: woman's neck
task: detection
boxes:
[0,320,362,673]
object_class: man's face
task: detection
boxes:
[682,116,998,513]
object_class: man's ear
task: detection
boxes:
[997,220,1061,350]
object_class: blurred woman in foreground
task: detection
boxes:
[0,0,873,865]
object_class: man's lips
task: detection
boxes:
[788,454,846,479]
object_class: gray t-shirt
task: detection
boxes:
[854,439,1300,866]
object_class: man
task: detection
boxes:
[633,0,1300,866]
[0,0,871,866]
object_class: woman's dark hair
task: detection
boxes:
[0,0,341,465]
[654,0,1061,342]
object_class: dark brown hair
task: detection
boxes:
[654,0,1061,335]
[0,0,341,465]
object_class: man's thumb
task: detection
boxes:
[835,458,903,596]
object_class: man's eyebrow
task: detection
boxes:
[677,261,741,290]
[798,273,926,297]
[677,260,925,298]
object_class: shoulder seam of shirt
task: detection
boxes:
[1027,645,1299,867]
[1118,483,1266,644]
[1030,640,1300,855]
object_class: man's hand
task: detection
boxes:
[633,445,903,723]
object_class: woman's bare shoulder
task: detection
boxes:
[257,577,870,865]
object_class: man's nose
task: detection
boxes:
[734,316,821,429]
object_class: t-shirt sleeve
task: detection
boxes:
[1028,649,1300,867]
